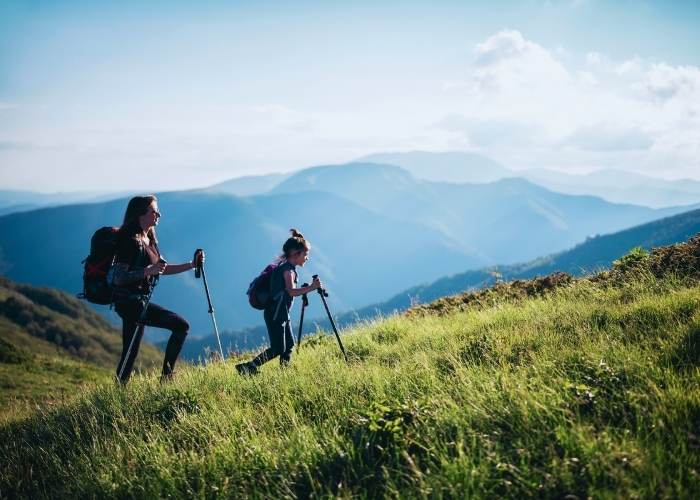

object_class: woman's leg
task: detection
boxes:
[141,303,190,377]
[115,301,144,383]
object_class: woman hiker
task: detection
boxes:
[112,195,204,383]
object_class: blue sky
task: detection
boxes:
[1,0,699,191]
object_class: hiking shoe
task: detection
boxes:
[235,361,259,376]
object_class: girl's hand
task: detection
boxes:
[311,276,322,290]
[145,262,166,277]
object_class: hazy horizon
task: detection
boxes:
[1,0,699,191]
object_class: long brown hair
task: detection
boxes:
[118,195,158,246]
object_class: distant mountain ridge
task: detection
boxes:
[206,173,292,197]
[522,168,700,208]
[176,206,700,360]
[2,160,697,337]
[353,207,700,317]
[0,189,483,334]
[356,151,511,184]
[355,151,700,208]
[0,189,134,217]
[271,162,693,264]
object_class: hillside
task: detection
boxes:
[0,276,161,367]
[2,164,694,337]
[0,190,482,334]
[0,277,162,421]
[1,236,699,498]
[180,207,700,360]
[354,207,700,318]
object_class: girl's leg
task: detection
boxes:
[250,347,274,367]
[280,320,294,365]
[252,311,284,367]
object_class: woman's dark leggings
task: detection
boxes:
[115,300,189,383]
[251,307,294,366]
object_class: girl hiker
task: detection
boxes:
[236,229,321,375]
[112,195,204,383]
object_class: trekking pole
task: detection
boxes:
[195,251,224,360]
[117,274,159,382]
[296,283,309,347]
[313,274,349,363]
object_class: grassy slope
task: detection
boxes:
[0,276,162,367]
[0,277,163,422]
[354,207,700,318]
[1,241,699,498]
[179,207,700,359]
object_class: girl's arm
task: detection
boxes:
[284,271,321,297]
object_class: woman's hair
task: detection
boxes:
[118,195,158,245]
[279,228,310,261]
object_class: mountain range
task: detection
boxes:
[1,156,697,336]
[177,206,700,360]
[356,151,700,208]
[0,188,481,334]
[270,162,693,264]
[0,189,134,217]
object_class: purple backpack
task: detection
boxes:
[246,263,278,310]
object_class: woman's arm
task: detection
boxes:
[163,262,195,275]
[113,262,166,285]
[284,271,321,297]
[112,262,147,286]
[162,249,204,275]
[112,238,161,285]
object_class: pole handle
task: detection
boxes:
[194,248,203,278]
[301,283,310,306]
[312,274,329,297]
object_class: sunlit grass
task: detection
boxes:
[1,271,699,498]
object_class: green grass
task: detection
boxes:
[0,275,164,423]
[1,267,699,498]
[0,276,162,368]
[0,350,111,424]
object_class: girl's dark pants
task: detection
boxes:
[115,300,189,383]
[252,305,294,366]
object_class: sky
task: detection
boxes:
[1,0,699,192]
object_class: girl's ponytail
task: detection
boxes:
[289,228,305,240]
[278,228,310,261]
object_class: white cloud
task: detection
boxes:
[438,30,700,177]
[641,63,700,103]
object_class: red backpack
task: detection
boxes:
[79,227,119,305]
[246,263,278,310]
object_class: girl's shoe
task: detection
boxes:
[235,361,259,376]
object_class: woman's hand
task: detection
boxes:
[145,261,167,277]
[192,249,205,269]
[311,276,322,291]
